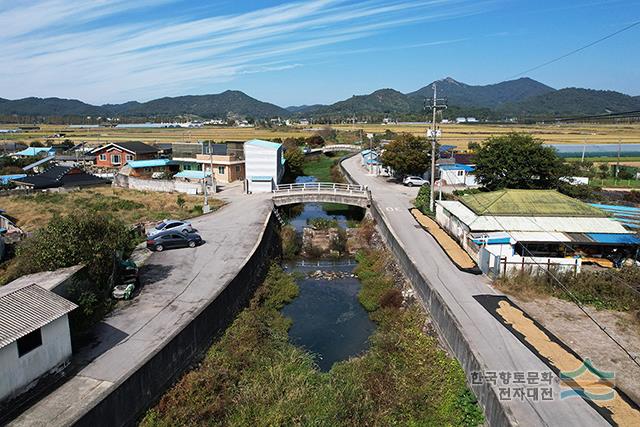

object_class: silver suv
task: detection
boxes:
[148,219,194,237]
[403,176,427,187]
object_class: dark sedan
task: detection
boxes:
[146,231,203,252]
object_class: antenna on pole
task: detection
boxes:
[425,83,447,212]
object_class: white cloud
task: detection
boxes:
[0,0,491,103]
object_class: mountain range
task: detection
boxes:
[1,77,639,121]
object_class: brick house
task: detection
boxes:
[90,142,159,169]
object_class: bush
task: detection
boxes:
[496,267,640,311]
[414,184,431,215]
[623,191,640,204]
[176,195,186,208]
[281,226,300,260]
[307,217,339,229]
[5,210,136,334]
[557,182,599,201]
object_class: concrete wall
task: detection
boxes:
[113,174,213,195]
[339,158,512,427]
[0,316,73,402]
[74,210,281,427]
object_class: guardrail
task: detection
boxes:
[273,182,367,194]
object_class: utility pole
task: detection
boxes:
[426,84,447,212]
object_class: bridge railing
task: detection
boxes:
[273,182,368,195]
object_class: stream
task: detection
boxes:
[280,172,373,371]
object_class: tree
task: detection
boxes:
[474,132,563,190]
[380,133,431,177]
[283,140,305,178]
[305,134,325,148]
[7,210,136,332]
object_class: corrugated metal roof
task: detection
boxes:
[127,158,176,168]
[13,147,55,157]
[586,233,640,245]
[173,170,211,179]
[439,163,475,172]
[509,231,572,243]
[438,200,630,234]
[0,284,77,349]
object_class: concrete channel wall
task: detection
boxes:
[74,211,281,427]
[339,159,512,427]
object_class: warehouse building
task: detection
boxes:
[244,139,284,193]
[436,189,640,274]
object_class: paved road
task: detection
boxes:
[342,156,607,426]
[11,194,272,426]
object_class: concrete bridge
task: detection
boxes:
[272,182,371,208]
[305,144,361,155]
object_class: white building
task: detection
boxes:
[0,282,77,402]
[244,139,284,193]
[435,189,640,276]
[438,163,477,186]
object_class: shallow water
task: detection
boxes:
[282,260,375,372]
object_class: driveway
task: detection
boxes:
[10,194,273,426]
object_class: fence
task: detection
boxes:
[273,182,367,194]
[479,247,581,277]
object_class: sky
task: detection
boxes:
[1,0,639,106]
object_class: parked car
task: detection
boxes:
[302,146,311,154]
[148,219,194,236]
[403,176,427,187]
[147,230,203,252]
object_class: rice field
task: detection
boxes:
[2,122,640,150]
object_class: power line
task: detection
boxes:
[508,20,640,79]
[439,170,640,368]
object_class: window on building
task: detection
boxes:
[457,170,464,176]
[99,154,107,161]
[125,154,134,161]
[17,328,42,357]
[218,166,225,174]
[235,165,241,173]
[111,154,121,164]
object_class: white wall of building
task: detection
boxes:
[440,169,477,186]
[0,315,73,401]
[244,141,283,193]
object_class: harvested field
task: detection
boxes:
[1,187,223,231]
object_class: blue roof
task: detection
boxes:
[245,139,282,150]
[591,203,640,213]
[127,159,176,168]
[251,176,273,182]
[173,170,211,179]
[439,163,475,172]
[439,145,456,153]
[0,174,27,184]
[14,147,55,157]
[586,233,640,245]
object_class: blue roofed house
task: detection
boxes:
[438,163,477,186]
[244,139,284,193]
[119,158,179,178]
[11,147,56,158]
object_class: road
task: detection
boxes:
[342,155,607,426]
[10,192,273,426]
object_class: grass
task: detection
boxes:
[2,187,223,231]
[141,255,484,427]
[495,267,640,312]
[302,152,347,182]
[459,189,606,217]
[589,178,640,188]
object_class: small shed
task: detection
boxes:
[438,163,476,186]
[244,139,284,193]
[0,282,77,402]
